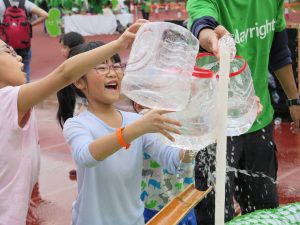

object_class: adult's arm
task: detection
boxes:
[31,6,48,27]
[270,30,300,131]
[187,0,228,56]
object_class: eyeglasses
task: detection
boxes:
[94,63,126,75]
[0,44,17,57]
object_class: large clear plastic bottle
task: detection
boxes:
[226,57,258,136]
[121,22,199,111]
[159,69,218,150]
[196,53,258,136]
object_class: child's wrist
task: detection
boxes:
[111,40,123,52]
[116,127,131,150]
[181,150,195,163]
[134,118,147,135]
[114,38,127,51]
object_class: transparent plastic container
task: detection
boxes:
[196,53,258,136]
[159,69,218,150]
[121,22,199,111]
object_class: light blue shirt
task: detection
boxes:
[63,110,181,225]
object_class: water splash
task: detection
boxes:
[226,167,276,184]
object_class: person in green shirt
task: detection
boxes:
[141,0,150,20]
[187,0,300,224]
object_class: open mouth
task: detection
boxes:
[105,82,118,90]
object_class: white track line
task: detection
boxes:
[41,142,67,151]
[277,167,300,181]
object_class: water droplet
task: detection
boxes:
[274,117,282,126]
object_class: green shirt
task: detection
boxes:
[187,0,286,132]
[141,0,151,12]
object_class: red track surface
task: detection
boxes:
[27,12,300,224]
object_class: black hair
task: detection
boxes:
[68,41,121,63]
[56,41,122,128]
[59,32,85,49]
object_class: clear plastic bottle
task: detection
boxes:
[121,22,199,111]
[274,117,282,126]
[226,57,258,136]
[196,53,258,136]
[159,69,217,150]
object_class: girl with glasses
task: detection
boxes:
[56,41,192,225]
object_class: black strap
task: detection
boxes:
[3,0,11,9]
[3,0,26,12]
[18,0,26,10]
[286,98,300,106]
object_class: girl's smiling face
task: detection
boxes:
[75,59,125,107]
[0,40,26,87]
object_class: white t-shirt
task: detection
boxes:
[0,86,40,225]
[0,0,36,22]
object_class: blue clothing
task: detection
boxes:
[190,16,219,39]
[144,208,197,225]
[63,110,181,225]
[22,49,31,83]
[16,49,31,83]
[269,30,292,71]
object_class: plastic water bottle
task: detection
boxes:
[121,22,199,111]
[196,53,257,136]
[159,69,217,150]
[226,58,258,136]
[274,117,282,126]
[273,117,282,134]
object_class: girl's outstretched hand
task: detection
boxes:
[116,19,148,50]
[139,109,181,142]
[26,200,38,225]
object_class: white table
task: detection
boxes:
[116,13,134,27]
[63,13,134,36]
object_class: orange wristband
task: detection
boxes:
[116,127,131,150]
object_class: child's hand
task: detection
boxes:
[26,200,38,225]
[180,150,195,163]
[139,109,181,142]
[116,19,148,50]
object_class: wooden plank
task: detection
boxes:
[146,184,213,225]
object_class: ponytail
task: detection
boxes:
[56,85,76,128]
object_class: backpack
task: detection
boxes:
[0,0,32,50]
